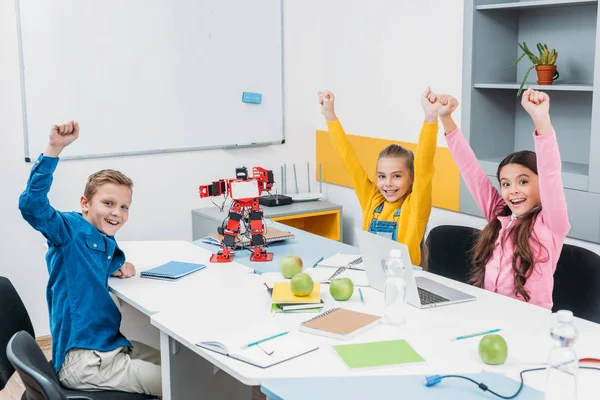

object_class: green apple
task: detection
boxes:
[329,278,354,301]
[290,273,314,297]
[478,334,508,365]
[279,255,303,279]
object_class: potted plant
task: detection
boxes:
[510,42,559,96]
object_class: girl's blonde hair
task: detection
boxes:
[84,169,134,200]
[378,144,415,177]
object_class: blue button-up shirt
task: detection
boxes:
[18,155,131,372]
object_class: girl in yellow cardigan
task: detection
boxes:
[317,88,442,266]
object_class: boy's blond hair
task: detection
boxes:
[84,169,134,200]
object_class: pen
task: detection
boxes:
[263,282,273,296]
[313,257,324,268]
[452,328,501,341]
[242,331,289,349]
[358,288,365,305]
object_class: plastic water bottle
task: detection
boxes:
[383,249,407,326]
[545,310,578,400]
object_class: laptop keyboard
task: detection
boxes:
[418,287,449,305]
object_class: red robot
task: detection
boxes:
[199,166,274,263]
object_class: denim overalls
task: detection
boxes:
[368,203,401,241]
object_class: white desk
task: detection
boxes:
[111,236,600,399]
[149,264,600,399]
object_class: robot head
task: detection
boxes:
[236,166,248,180]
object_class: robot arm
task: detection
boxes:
[252,167,275,194]
[199,179,228,198]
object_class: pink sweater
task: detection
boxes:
[446,127,570,309]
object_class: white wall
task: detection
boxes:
[312,0,600,257]
[0,0,318,336]
[3,0,599,336]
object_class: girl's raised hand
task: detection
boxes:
[521,88,550,120]
[421,87,441,123]
[318,90,337,122]
[438,94,459,118]
[521,88,552,134]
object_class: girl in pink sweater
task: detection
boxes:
[438,89,570,309]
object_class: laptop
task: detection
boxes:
[355,229,475,309]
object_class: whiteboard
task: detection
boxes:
[16,0,284,161]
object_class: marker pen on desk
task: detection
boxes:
[313,257,324,267]
[358,288,365,305]
[452,328,501,341]
[242,331,289,349]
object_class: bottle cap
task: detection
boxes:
[389,249,402,259]
[557,310,573,323]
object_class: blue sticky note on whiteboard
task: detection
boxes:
[242,92,262,104]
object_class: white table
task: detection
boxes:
[149,266,600,399]
[111,238,600,399]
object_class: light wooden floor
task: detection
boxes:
[0,336,51,400]
[0,336,266,400]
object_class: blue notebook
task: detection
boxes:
[140,261,206,281]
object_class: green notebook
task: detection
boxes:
[333,339,425,369]
[271,304,321,313]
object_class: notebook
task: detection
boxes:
[306,268,369,287]
[195,330,319,368]
[207,226,295,248]
[140,261,206,281]
[271,282,321,304]
[332,339,425,369]
[299,307,381,340]
[279,300,325,311]
[271,304,321,314]
[316,253,363,270]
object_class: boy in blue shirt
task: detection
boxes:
[19,121,161,396]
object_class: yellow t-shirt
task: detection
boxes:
[327,119,438,265]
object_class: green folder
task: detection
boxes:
[333,339,425,369]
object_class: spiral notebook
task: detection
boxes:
[140,261,206,281]
[299,307,381,340]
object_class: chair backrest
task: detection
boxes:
[0,276,35,390]
[422,225,481,283]
[7,331,67,400]
[553,244,600,323]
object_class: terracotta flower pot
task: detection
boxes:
[536,65,558,85]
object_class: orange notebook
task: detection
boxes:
[299,307,381,340]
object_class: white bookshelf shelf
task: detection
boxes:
[476,0,597,11]
[474,82,594,91]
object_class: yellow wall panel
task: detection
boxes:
[316,130,460,212]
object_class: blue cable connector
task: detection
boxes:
[424,375,442,387]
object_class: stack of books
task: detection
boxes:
[268,282,324,314]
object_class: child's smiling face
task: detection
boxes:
[376,157,414,203]
[81,183,132,236]
[499,163,541,216]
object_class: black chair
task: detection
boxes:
[7,331,81,400]
[0,276,35,392]
[421,225,481,283]
[0,277,155,400]
[553,244,600,323]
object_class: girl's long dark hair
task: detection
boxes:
[469,151,548,302]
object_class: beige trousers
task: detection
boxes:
[58,341,162,397]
